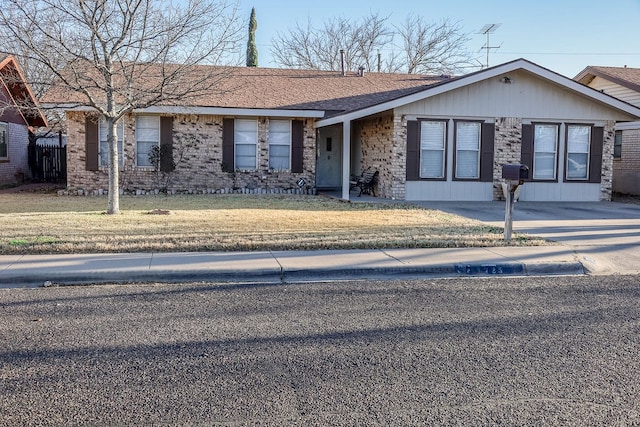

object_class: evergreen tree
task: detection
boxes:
[246,7,258,67]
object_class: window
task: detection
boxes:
[566,125,590,180]
[614,130,622,159]
[533,124,558,180]
[455,121,481,179]
[234,119,257,169]
[0,123,7,159]
[419,120,446,178]
[99,119,124,167]
[269,120,291,170]
[136,116,160,167]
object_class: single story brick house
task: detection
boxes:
[42,58,640,201]
[575,65,640,196]
[0,54,47,186]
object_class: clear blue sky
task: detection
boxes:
[238,0,640,77]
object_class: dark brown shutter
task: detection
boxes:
[589,126,604,183]
[85,116,99,171]
[521,124,533,172]
[222,118,234,172]
[160,116,174,172]
[480,122,495,182]
[291,120,304,173]
[406,120,419,181]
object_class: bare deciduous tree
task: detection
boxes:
[397,16,472,75]
[271,13,393,73]
[0,0,243,214]
[271,13,475,75]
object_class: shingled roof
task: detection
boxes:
[40,64,448,118]
[0,54,47,127]
[575,65,640,93]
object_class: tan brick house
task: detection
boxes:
[43,59,640,201]
[575,65,640,196]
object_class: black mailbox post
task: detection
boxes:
[501,163,529,241]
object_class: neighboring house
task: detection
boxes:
[0,54,47,186]
[41,58,640,201]
[575,66,640,195]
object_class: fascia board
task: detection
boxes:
[45,104,325,119]
[136,106,326,118]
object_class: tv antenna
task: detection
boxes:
[478,23,502,68]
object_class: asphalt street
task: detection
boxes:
[2,275,640,426]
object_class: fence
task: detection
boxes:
[31,144,66,183]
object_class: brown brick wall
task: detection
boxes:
[493,117,523,200]
[600,122,615,201]
[65,112,316,195]
[356,114,395,198]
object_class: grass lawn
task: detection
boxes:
[0,192,546,254]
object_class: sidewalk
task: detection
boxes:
[0,246,586,288]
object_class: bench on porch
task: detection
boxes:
[349,167,379,197]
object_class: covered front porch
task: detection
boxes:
[315,112,400,201]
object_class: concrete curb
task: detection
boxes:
[1,261,587,288]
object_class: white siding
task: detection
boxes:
[405,181,493,201]
[396,70,637,122]
[518,183,601,201]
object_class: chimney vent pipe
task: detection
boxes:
[340,49,345,76]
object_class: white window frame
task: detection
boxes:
[455,121,481,180]
[533,123,558,180]
[268,119,291,171]
[566,125,591,181]
[234,118,258,170]
[99,119,124,168]
[136,115,160,167]
[419,120,446,179]
[0,122,7,160]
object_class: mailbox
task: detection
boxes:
[502,163,529,181]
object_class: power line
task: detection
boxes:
[497,51,640,56]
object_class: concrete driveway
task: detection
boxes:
[421,201,640,275]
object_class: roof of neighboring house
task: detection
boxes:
[40,64,449,118]
[574,65,640,93]
[0,54,47,127]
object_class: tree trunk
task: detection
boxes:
[106,118,120,215]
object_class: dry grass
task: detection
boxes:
[0,193,546,254]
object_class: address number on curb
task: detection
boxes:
[455,264,524,275]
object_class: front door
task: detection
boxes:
[316,126,343,189]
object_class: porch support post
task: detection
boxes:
[341,120,351,200]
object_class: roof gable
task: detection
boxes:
[318,59,640,126]
[0,55,47,127]
[575,66,640,94]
